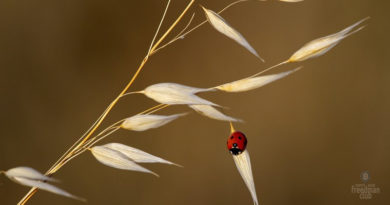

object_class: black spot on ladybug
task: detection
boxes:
[238,136,242,140]
[230,136,234,139]
[244,140,247,145]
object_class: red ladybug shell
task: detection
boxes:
[227,131,247,155]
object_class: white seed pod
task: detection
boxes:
[189,104,242,122]
[289,17,369,62]
[13,177,83,201]
[216,67,300,92]
[145,83,213,94]
[141,83,219,106]
[102,143,179,166]
[3,167,83,201]
[121,113,187,131]
[201,6,264,62]
[91,146,158,177]
[233,150,258,205]
[4,167,57,182]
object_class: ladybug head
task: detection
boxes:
[229,147,242,155]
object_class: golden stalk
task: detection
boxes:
[17,1,194,204]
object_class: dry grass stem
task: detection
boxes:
[17,1,195,203]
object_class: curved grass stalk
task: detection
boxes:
[47,100,116,173]
[147,0,172,55]
[173,13,196,39]
[54,127,122,172]
[119,91,145,98]
[152,13,195,54]
[138,104,166,115]
[84,127,121,150]
[248,60,289,78]
[144,104,171,115]
[17,1,195,204]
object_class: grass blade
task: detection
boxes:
[201,6,264,62]
[91,146,158,177]
[233,150,258,205]
[121,113,187,131]
[190,104,242,122]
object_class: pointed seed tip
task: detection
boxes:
[293,66,303,72]
[77,197,87,203]
[236,119,245,123]
[230,122,236,133]
[179,112,189,117]
[173,163,184,168]
[257,55,265,62]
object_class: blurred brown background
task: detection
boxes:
[0,0,389,204]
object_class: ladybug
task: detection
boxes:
[227,131,247,155]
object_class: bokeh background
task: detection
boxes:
[0,0,389,204]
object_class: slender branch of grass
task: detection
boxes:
[84,127,121,150]
[56,127,121,171]
[16,101,118,204]
[47,101,115,172]
[146,104,171,114]
[137,103,164,115]
[147,0,171,55]
[151,13,195,54]
[119,91,144,98]
[149,0,194,53]
[58,126,120,169]
[173,13,196,39]
[248,60,289,78]
[17,1,194,204]
[139,104,170,115]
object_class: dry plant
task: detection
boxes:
[0,0,368,204]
